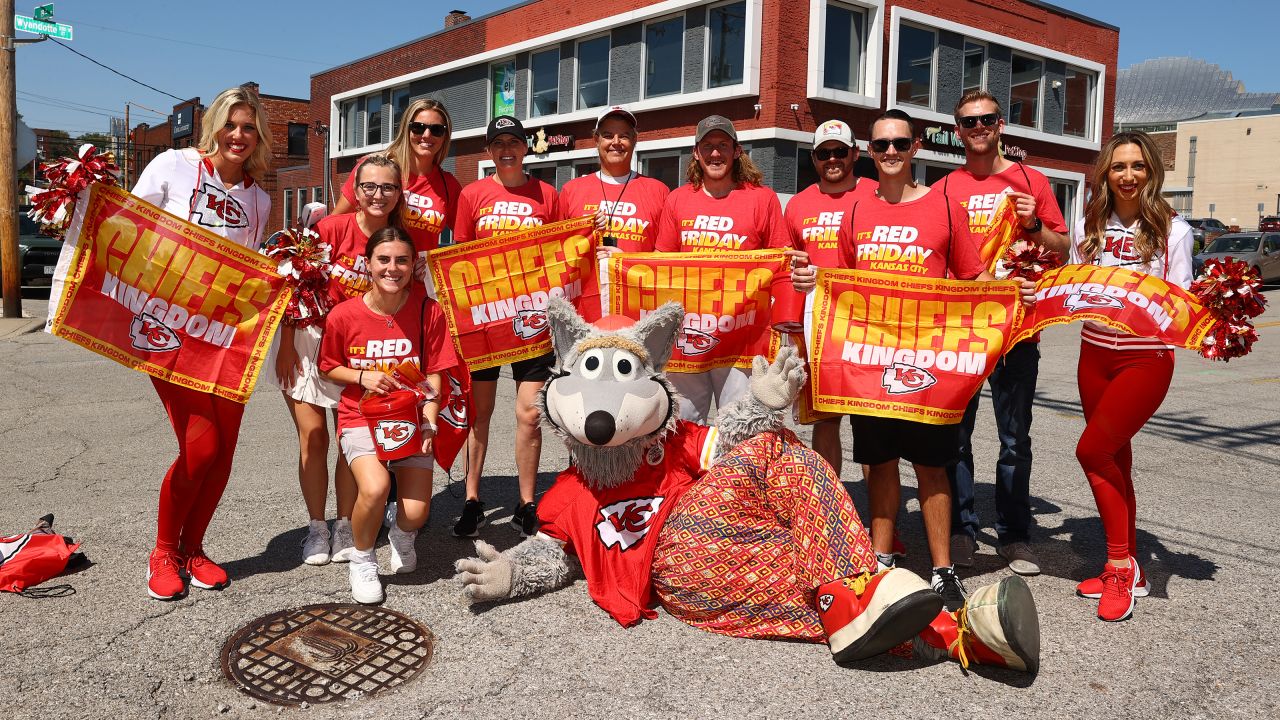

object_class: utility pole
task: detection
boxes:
[123,102,130,187]
[2,0,21,317]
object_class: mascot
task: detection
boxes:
[456,299,1040,672]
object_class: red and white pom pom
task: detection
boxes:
[27,144,122,240]
[262,227,334,328]
[1191,257,1267,361]
[1002,243,1062,282]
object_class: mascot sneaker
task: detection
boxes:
[1077,556,1149,599]
[146,548,186,600]
[185,551,229,590]
[816,568,944,664]
[914,575,1041,673]
[330,518,356,563]
[1096,562,1137,622]
[388,526,418,574]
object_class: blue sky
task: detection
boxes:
[15,0,1278,135]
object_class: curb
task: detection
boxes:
[0,316,47,341]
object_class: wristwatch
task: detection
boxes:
[1022,217,1042,234]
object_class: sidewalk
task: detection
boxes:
[0,313,45,340]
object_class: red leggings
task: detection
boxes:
[152,377,246,555]
[1075,342,1173,562]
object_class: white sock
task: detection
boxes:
[352,547,376,564]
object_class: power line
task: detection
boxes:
[45,37,185,102]
[18,91,166,118]
[60,18,328,65]
[18,96,117,118]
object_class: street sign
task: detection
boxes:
[14,14,73,40]
[33,3,54,21]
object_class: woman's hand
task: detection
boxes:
[785,248,816,293]
[1017,277,1037,309]
[419,424,436,455]
[275,330,303,386]
[360,370,402,395]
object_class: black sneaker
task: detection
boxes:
[452,499,487,538]
[511,501,537,538]
[931,566,968,613]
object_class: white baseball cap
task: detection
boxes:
[595,105,637,131]
[813,119,854,148]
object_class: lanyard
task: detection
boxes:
[597,170,634,233]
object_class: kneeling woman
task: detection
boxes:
[318,227,458,603]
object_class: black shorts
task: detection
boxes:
[851,415,960,468]
[470,352,554,383]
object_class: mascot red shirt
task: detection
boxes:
[537,421,718,626]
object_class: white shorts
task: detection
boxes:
[262,323,343,409]
[338,426,434,469]
[669,366,751,424]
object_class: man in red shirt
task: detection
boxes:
[783,119,877,476]
[938,90,1069,577]
[557,106,669,252]
[655,115,790,422]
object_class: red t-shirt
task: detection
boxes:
[453,175,558,244]
[784,179,879,268]
[938,163,1068,238]
[655,183,790,252]
[839,189,983,279]
[317,213,372,308]
[536,421,716,627]
[557,172,669,252]
[341,159,462,253]
[317,288,458,432]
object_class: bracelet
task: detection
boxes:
[358,369,364,387]
[420,421,437,435]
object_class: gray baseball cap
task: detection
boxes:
[695,115,737,143]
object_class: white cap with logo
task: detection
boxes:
[595,105,638,132]
[813,120,855,148]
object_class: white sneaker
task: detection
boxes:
[383,501,398,529]
[388,525,418,574]
[301,520,331,566]
[330,518,355,563]
[349,554,384,604]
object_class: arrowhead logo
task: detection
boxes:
[373,420,416,452]
[817,593,834,612]
[675,327,719,356]
[129,311,181,352]
[190,182,249,229]
[881,362,937,395]
[513,309,549,340]
[595,496,664,551]
[1064,292,1125,313]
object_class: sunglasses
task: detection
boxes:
[408,121,448,137]
[357,182,401,196]
[868,137,913,153]
[957,113,1000,129]
[813,146,851,161]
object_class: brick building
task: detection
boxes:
[281,0,1119,233]
[128,83,313,234]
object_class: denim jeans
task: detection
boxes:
[947,341,1039,545]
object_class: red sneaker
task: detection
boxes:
[185,551,230,590]
[816,568,943,664]
[913,575,1041,673]
[1096,563,1136,622]
[1077,557,1148,599]
[146,548,186,600]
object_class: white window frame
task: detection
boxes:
[894,21,938,111]
[1061,65,1096,139]
[961,39,987,95]
[887,6,1105,150]
[1007,52,1044,130]
[642,12,686,99]
[705,0,748,90]
[807,0,883,109]
[528,45,562,119]
[283,189,294,226]
[574,33,612,111]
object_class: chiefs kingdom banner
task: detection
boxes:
[427,216,600,372]
[46,184,289,404]
[605,250,789,373]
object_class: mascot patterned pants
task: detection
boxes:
[652,430,877,640]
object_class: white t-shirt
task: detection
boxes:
[131,148,271,250]
[1069,212,1194,350]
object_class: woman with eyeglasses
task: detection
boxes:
[278,154,406,568]
[1069,131,1192,623]
[129,86,273,600]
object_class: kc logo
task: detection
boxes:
[513,309,549,340]
[675,327,720,356]
[129,311,182,352]
[1064,292,1125,313]
[439,374,468,428]
[596,496,665,551]
[881,362,937,395]
[373,420,416,452]
[817,593,834,612]
[190,182,249,229]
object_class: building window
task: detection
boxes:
[896,24,935,109]
[339,99,359,151]
[576,35,610,110]
[366,92,384,146]
[1009,54,1042,128]
[530,48,560,118]
[795,146,819,194]
[283,189,294,227]
[707,1,746,88]
[962,41,986,95]
[391,87,411,134]
[1051,179,1078,228]
[313,186,324,207]
[575,160,600,178]
[644,15,685,98]
[823,2,865,94]
[1062,67,1094,138]
[527,163,557,186]
[641,151,683,190]
[287,123,308,156]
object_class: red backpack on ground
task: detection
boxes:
[0,515,84,595]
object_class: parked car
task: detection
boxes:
[1259,216,1280,233]
[1193,232,1280,284]
[1186,217,1229,253]
[2,210,62,292]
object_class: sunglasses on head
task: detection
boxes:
[957,113,1000,129]
[868,137,913,153]
[408,121,448,137]
[813,146,850,161]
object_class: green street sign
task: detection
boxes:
[33,4,53,21]
[14,14,72,40]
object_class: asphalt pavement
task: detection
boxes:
[2,289,1278,719]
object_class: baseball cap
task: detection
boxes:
[595,105,637,132]
[813,119,855,148]
[486,115,525,144]
[695,115,737,143]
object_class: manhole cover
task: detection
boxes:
[220,603,433,706]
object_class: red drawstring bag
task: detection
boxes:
[0,515,83,596]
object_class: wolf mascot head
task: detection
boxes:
[537,297,686,489]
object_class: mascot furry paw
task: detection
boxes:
[454,298,1039,673]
